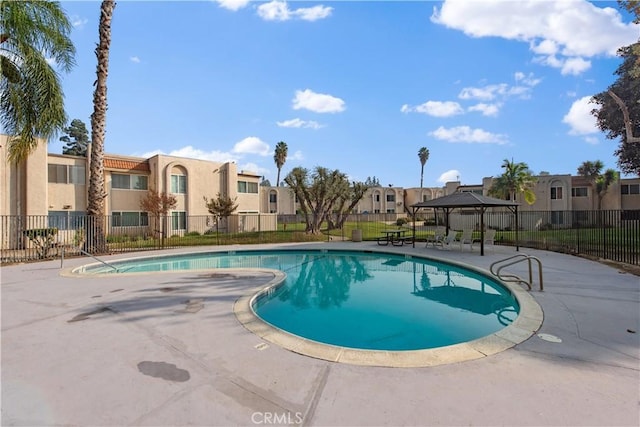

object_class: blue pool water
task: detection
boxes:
[80,249,519,351]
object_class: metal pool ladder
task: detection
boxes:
[490,254,544,291]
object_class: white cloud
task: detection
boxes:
[562,96,599,136]
[238,162,269,177]
[130,56,141,63]
[232,136,270,155]
[276,118,324,129]
[257,1,332,22]
[70,15,88,29]
[290,150,304,161]
[468,103,501,117]
[560,57,592,76]
[293,5,333,22]
[214,0,251,11]
[292,89,345,113]
[438,169,461,184]
[458,74,539,101]
[429,126,508,144]
[139,146,237,163]
[584,136,599,145]
[401,101,464,117]
[431,0,638,75]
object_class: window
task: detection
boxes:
[386,194,395,202]
[269,193,277,203]
[422,194,431,202]
[237,181,258,193]
[112,174,148,190]
[550,211,564,225]
[48,164,85,184]
[172,211,186,230]
[171,175,187,193]
[386,209,395,213]
[621,184,640,195]
[571,187,588,197]
[131,175,148,190]
[550,187,563,200]
[111,211,148,227]
[374,194,380,202]
[48,211,85,230]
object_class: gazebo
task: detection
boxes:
[410,192,520,255]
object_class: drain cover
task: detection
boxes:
[537,333,562,343]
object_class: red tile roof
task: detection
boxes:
[104,158,150,172]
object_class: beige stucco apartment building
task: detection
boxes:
[1,134,272,245]
[2,133,639,243]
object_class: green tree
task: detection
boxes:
[590,2,640,174]
[204,193,239,236]
[488,158,537,205]
[327,181,371,230]
[365,176,380,186]
[274,141,287,187]
[284,166,368,234]
[260,176,272,187]
[418,147,429,189]
[86,0,115,254]
[0,0,75,162]
[60,118,90,156]
[577,160,619,210]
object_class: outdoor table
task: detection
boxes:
[378,229,407,246]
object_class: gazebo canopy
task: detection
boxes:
[410,192,519,209]
[410,192,520,255]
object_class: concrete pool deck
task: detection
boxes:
[1,242,639,426]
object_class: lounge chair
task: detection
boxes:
[457,229,474,251]
[472,229,496,252]
[425,226,446,248]
[441,230,459,250]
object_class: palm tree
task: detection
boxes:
[488,158,537,205]
[418,147,429,189]
[86,0,115,254]
[0,0,75,162]
[577,160,618,210]
[274,141,287,187]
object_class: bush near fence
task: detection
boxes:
[1,210,638,266]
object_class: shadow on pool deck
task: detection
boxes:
[1,242,638,426]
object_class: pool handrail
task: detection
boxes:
[60,245,119,272]
[490,253,544,292]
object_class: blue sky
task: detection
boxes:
[54,0,639,188]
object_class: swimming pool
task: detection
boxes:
[78,249,520,352]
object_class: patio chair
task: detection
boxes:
[456,229,474,251]
[425,226,446,248]
[441,230,459,250]
[472,229,496,252]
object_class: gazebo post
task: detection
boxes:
[480,207,485,256]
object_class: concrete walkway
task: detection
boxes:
[1,242,638,426]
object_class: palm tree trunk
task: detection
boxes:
[86,0,115,254]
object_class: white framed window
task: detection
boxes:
[171,211,186,230]
[112,211,149,227]
[621,184,640,195]
[112,174,148,190]
[551,187,563,200]
[386,194,395,202]
[238,181,258,193]
[48,164,85,185]
[571,187,588,197]
[171,175,187,193]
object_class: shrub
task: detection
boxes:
[396,218,408,226]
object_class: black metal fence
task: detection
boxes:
[1,210,638,266]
